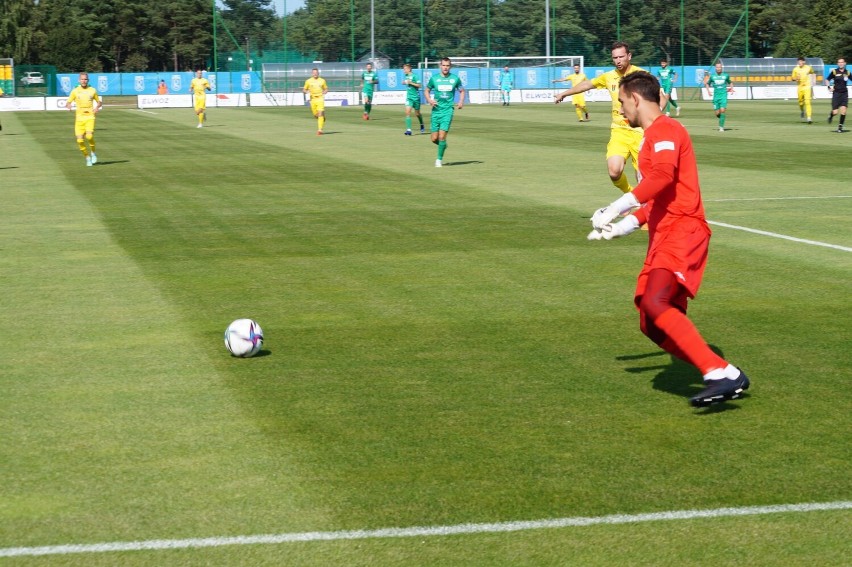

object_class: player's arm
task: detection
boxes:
[554,79,593,104]
[424,83,435,106]
[65,89,76,110]
[409,78,421,89]
[727,77,734,92]
[93,93,103,113]
[457,85,465,110]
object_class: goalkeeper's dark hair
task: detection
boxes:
[619,71,661,105]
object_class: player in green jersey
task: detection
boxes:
[657,59,680,116]
[361,62,379,120]
[425,57,465,167]
[402,63,425,135]
[704,61,734,131]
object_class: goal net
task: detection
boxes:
[421,56,584,97]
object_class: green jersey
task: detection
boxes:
[404,72,420,100]
[707,72,731,97]
[657,67,676,89]
[361,70,378,94]
[426,72,463,112]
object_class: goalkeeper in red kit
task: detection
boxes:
[587,71,750,408]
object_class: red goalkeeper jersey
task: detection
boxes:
[631,115,708,235]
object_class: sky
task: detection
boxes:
[273,0,306,14]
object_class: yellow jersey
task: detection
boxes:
[791,65,814,88]
[190,77,210,96]
[590,65,644,130]
[66,85,100,118]
[563,72,587,86]
[303,77,327,99]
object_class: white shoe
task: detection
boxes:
[665,112,670,117]
[676,108,681,116]
[435,159,442,168]
[719,127,724,132]
[197,123,203,128]
[90,153,97,164]
[85,156,92,167]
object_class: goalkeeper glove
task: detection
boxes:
[590,192,640,230]
[601,215,640,239]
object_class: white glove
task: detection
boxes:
[601,215,640,240]
[591,192,640,230]
[587,228,604,241]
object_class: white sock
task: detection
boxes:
[703,364,740,381]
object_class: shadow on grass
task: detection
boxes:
[443,160,484,167]
[617,345,748,412]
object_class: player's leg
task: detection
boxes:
[804,90,812,122]
[405,104,412,134]
[363,92,372,118]
[606,129,640,193]
[74,121,90,165]
[798,89,805,118]
[838,102,847,132]
[437,117,451,161]
[416,106,424,132]
[574,103,584,121]
[85,119,96,163]
[667,88,678,111]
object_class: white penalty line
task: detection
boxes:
[708,220,852,252]
[1,501,850,558]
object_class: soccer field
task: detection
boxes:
[1,100,850,565]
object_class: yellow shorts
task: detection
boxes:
[310,98,325,115]
[74,116,95,136]
[797,87,812,103]
[194,95,206,111]
[571,93,586,106]
[606,127,642,170]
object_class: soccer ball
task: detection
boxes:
[224,319,264,358]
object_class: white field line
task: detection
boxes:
[705,195,852,202]
[1,501,850,558]
[708,220,852,252]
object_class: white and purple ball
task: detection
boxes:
[224,319,264,357]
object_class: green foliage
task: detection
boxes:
[0,0,849,70]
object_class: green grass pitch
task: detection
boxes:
[0,99,849,565]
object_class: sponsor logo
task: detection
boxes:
[97,76,108,92]
[60,76,72,94]
[241,74,252,91]
[526,70,536,86]
[134,75,145,92]
[387,72,397,88]
[171,76,182,92]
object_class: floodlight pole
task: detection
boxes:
[370,0,375,63]
[212,0,218,72]
[545,0,551,60]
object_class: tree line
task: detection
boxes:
[1,0,849,72]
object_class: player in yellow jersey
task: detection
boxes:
[303,68,328,135]
[189,70,211,128]
[552,63,590,122]
[65,72,102,167]
[555,42,644,194]
[791,57,815,124]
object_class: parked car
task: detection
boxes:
[20,71,45,86]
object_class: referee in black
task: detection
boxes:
[826,57,849,132]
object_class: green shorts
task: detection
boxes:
[712,94,728,110]
[430,107,455,132]
[406,96,421,111]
